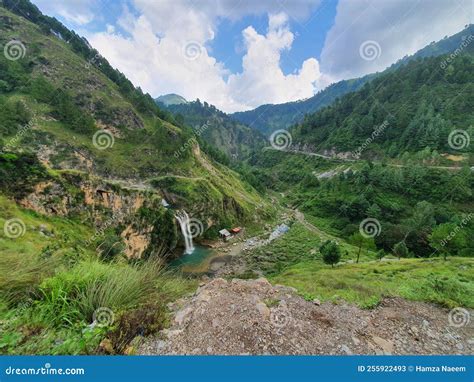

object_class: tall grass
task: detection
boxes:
[0,252,57,306]
[38,259,164,327]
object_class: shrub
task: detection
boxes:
[393,241,409,259]
[0,153,49,198]
[401,274,474,308]
[320,240,341,268]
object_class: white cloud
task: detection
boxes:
[227,13,321,108]
[320,0,472,81]
[86,5,322,112]
[32,0,472,112]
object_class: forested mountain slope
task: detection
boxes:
[291,52,474,157]
[158,99,266,161]
[232,76,372,136]
[232,25,473,136]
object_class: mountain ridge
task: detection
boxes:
[232,25,474,136]
[156,99,266,161]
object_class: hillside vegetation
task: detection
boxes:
[292,51,474,156]
[160,99,266,161]
[232,25,473,136]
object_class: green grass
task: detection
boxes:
[0,258,197,355]
[244,221,375,275]
[0,195,95,259]
[0,194,198,355]
[271,257,474,309]
[37,260,162,327]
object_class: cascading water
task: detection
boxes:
[175,210,195,254]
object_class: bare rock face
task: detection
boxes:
[19,177,146,223]
[18,175,168,259]
[138,278,473,355]
[120,224,153,259]
[19,181,69,215]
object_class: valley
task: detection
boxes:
[0,0,473,357]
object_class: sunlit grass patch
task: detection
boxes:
[271,258,474,309]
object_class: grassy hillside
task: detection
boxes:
[271,257,474,309]
[0,4,271,228]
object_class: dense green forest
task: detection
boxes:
[292,53,474,156]
[158,99,265,161]
[232,25,473,136]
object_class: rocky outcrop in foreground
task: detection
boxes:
[139,278,473,355]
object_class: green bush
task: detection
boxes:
[320,240,341,267]
[0,152,49,198]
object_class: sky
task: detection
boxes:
[32,0,473,113]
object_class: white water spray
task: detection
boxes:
[175,210,195,254]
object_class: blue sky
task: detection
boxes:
[208,1,338,76]
[31,0,471,112]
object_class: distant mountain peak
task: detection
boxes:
[155,93,188,106]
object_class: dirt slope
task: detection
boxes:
[138,278,473,355]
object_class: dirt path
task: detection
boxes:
[267,147,466,170]
[294,209,333,240]
[138,277,473,355]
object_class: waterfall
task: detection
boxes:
[175,210,195,254]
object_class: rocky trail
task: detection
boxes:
[138,277,473,355]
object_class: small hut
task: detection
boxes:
[219,229,231,241]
